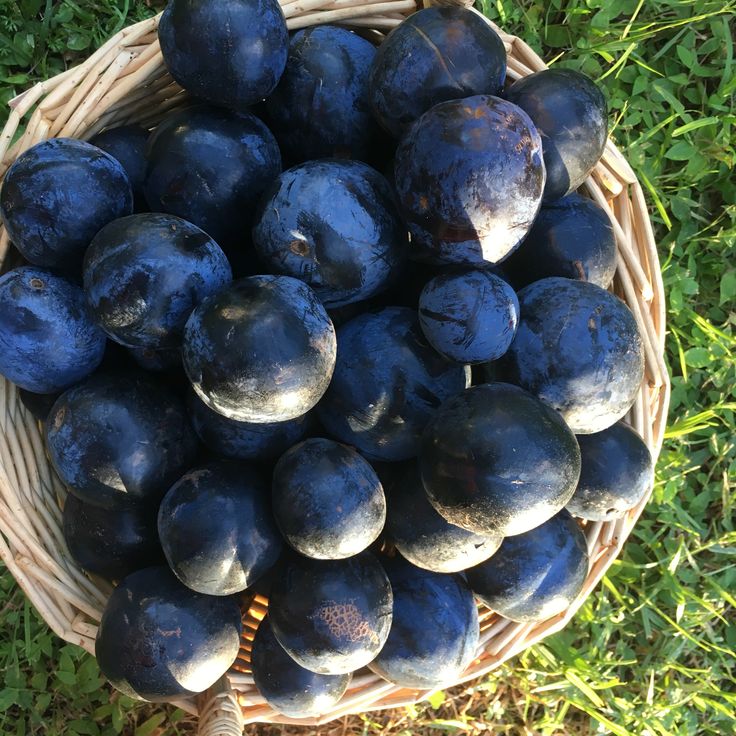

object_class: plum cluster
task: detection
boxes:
[0,0,652,717]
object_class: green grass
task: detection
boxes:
[1,0,735,734]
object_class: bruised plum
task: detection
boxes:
[394,96,544,265]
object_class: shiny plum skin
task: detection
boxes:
[317,306,469,462]
[0,138,133,272]
[369,6,506,138]
[465,510,589,622]
[46,373,198,509]
[500,277,644,434]
[272,438,386,559]
[502,193,616,289]
[158,0,288,111]
[420,383,581,537]
[368,555,479,688]
[182,275,336,423]
[269,551,393,675]
[566,422,653,521]
[84,213,232,349]
[253,160,407,308]
[95,566,242,701]
[251,615,351,718]
[418,268,519,364]
[266,26,379,164]
[0,267,106,393]
[394,95,545,265]
[158,460,282,595]
[504,69,608,201]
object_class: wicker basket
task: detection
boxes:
[0,1,670,733]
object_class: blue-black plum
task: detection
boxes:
[317,306,469,461]
[269,552,393,674]
[251,615,351,718]
[0,267,106,393]
[567,421,653,521]
[368,555,479,688]
[394,95,544,265]
[502,193,616,289]
[84,213,232,349]
[420,383,581,537]
[500,277,644,434]
[272,438,386,559]
[183,275,336,422]
[95,566,242,700]
[418,268,519,364]
[252,160,407,308]
[63,493,163,580]
[18,388,62,422]
[0,138,132,272]
[158,460,282,595]
[266,26,379,163]
[504,69,607,201]
[465,510,589,622]
[46,373,198,509]
[158,0,288,111]
[369,6,507,138]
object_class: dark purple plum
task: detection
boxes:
[158,0,287,111]
[418,268,519,364]
[18,388,62,422]
[265,26,379,164]
[420,383,581,537]
[272,438,386,559]
[45,373,198,509]
[251,615,351,718]
[368,555,479,688]
[63,493,163,580]
[183,275,336,422]
[269,551,393,674]
[567,421,653,521]
[252,160,407,308]
[95,566,242,700]
[83,213,232,349]
[465,510,589,622]
[127,346,182,373]
[500,277,644,434]
[385,464,501,573]
[158,460,282,595]
[504,69,607,201]
[0,267,106,393]
[394,95,544,265]
[502,193,616,289]
[369,6,506,138]
[317,307,469,461]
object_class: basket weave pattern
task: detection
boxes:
[0,2,670,733]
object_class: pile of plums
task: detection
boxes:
[0,0,653,717]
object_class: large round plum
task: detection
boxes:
[500,277,644,434]
[158,460,282,595]
[183,275,336,422]
[158,0,287,111]
[504,69,607,201]
[394,95,544,265]
[269,552,393,675]
[567,421,653,521]
[46,373,198,509]
[272,438,386,559]
[95,566,242,700]
[252,160,407,308]
[0,267,106,393]
[465,510,589,622]
[317,307,469,461]
[266,26,379,163]
[368,555,479,688]
[369,6,506,138]
[0,138,132,272]
[420,383,581,537]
